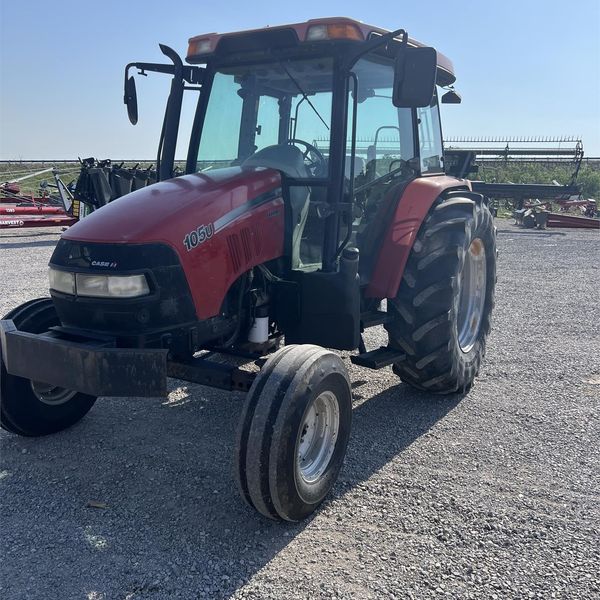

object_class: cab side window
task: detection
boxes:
[255,95,280,152]
[417,97,444,173]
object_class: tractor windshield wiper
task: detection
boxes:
[278,60,329,131]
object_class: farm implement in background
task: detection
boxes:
[0,167,77,229]
[444,137,584,208]
[443,137,600,229]
[0,167,55,203]
[513,200,599,230]
[0,160,158,229]
[444,136,584,187]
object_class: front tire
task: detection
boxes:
[1,298,97,436]
[386,196,496,394]
[234,344,352,521]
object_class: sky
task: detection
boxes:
[1,0,599,160]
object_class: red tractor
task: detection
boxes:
[0,18,496,521]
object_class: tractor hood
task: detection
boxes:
[62,167,282,246]
[59,166,285,319]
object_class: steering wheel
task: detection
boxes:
[288,139,327,176]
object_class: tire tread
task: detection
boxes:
[386,194,496,394]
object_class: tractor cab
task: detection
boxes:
[125,18,453,277]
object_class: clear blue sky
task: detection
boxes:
[1,0,598,159]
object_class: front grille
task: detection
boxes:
[49,240,197,335]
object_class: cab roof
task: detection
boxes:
[186,16,456,86]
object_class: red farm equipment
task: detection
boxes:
[0,168,78,229]
[0,18,497,521]
[0,160,159,229]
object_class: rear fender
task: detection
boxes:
[365,176,471,299]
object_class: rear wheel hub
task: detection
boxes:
[457,237,487,353]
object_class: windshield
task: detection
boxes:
[196,57,334,175]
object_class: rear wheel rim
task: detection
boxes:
[457,238,487,353]
[297,390,340,484]
[30,381,77,406]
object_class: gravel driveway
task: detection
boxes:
[1,220,598,599]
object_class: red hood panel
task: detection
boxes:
[63,167,281,244]
[63,167,285,319]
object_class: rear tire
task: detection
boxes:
[1,298,97,436]
[386,196,496,394]
[234,344,352,521]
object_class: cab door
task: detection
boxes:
[344,54,417,283]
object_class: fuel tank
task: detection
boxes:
[61,167,285,319]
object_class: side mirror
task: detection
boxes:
[393,46,437,108]
[441,89,462,104]
[124,75,138,125]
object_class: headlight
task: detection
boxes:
[49,268,75,294]
[49,268,150,298]
[76,273,150,298]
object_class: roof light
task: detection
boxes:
[306,23,364,42]
[187,37,215,58]
[306,25,328,41]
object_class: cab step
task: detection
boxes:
[360,310,393,329]
[350,346,405,370]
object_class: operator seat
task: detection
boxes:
[243,145,310,268]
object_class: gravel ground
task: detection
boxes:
[0,220,599,599]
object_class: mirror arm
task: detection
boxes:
[124,46,205,180]
[126,62,174,77]
[125,61,203,84]
[345,28,407,70]
[183,66,204,85]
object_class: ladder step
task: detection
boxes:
[350,346,405,370]
[360,310,393,329]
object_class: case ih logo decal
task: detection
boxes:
[183,223,214,251]
[91,261,118,268]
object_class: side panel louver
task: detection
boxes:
[227,227,261,273]
[227,234,242,272]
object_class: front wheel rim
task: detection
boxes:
[297,390,340,484]
[30,381,77,406]
[457,238,487,353]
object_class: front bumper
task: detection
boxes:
[0,319,168,397]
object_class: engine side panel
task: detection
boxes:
[366,175,470,299]
[185,193,285,318]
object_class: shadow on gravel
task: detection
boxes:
[341,383,461,490]
[0,380,461,599]
[0,240,60,249]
